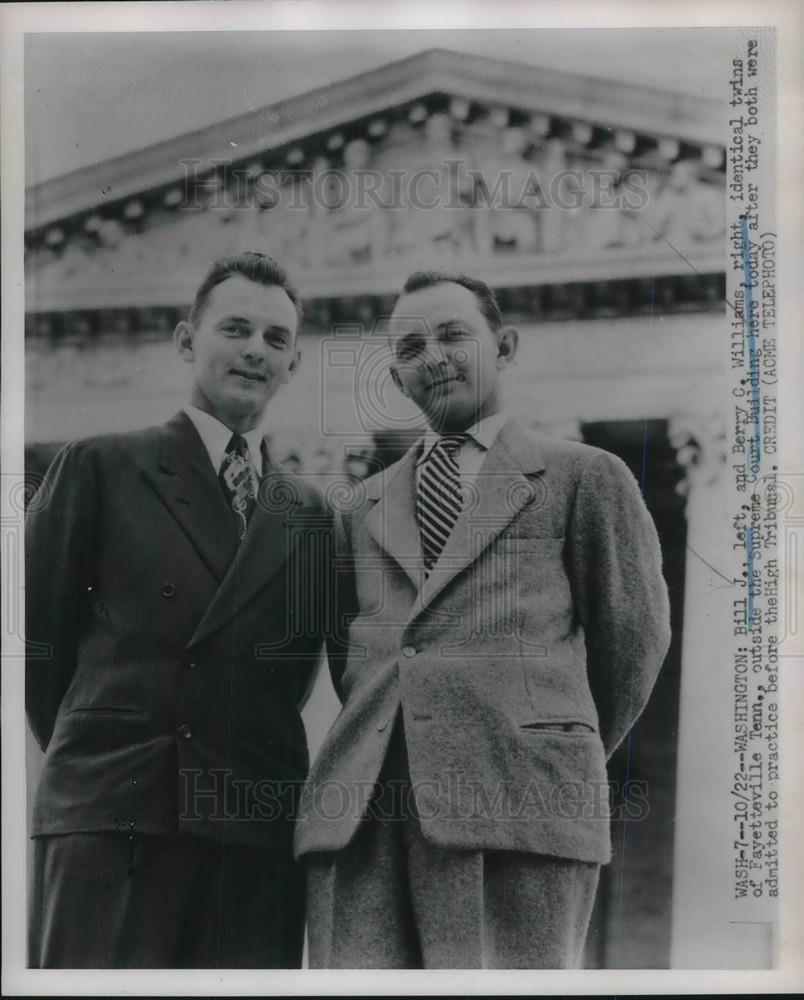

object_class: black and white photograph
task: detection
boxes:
[2,1,802,993]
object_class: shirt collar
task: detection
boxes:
[183,405,265,476]
[417,411,509,466]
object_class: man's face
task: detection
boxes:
[176,275,300,432]
[388,282,515,433]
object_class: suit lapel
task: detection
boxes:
[364,443,424,589]
[141,411,239,582]
[189,461,307,647]
[414,419,546,614]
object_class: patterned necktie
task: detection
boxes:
[416,434,467,575]
[219,433,257,539]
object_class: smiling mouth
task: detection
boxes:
[230,369,266,383]
[427,373,465,390]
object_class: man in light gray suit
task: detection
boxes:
[295,271,672,968]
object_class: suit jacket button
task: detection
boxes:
[161,583,176,598]
[401,646,416,658]
[187,660,197,670]
[178,723,192,740]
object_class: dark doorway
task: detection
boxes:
[580,419,687,968]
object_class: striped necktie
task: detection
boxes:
[219,433,257,539]
[416,434,467,575]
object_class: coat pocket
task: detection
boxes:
[518,720,596,735]
[66,706,145,717]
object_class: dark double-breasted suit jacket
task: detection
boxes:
[26,411,332,853]
[294,418,672,865]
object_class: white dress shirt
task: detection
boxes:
[415,411,509,503]
[183,405,265,478]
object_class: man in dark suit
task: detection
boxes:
[296,271,672,968]
[26,251,331,968]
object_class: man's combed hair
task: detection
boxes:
[189,251,303,326]
[397,270,503,332]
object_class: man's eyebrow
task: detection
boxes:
[216,314,252,326]
[216,315,292,335]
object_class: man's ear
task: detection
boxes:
[390,365,409,397]
[174,320,195,362]
[283,349,302,383]
[496,325,519,367]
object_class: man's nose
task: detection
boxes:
[421,341,448,368]
[241,331,266,361]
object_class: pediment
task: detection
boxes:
[24,48,727,313]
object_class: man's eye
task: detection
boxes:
[221,324,248,336]
[443,327,465,340]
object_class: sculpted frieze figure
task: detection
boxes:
[377,114,474,260]
[580,150,632,251]
[303,141,389,268]
[649,160,726,246]
[471,126,540,255]
[534,137,569,254]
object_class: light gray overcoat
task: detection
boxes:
[295,419,672,864]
